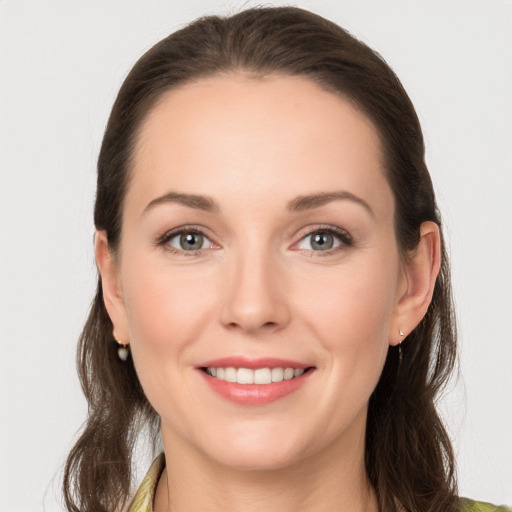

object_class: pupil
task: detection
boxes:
[181,233,203,250]
[312,232,333,250]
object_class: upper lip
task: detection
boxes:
[198,356,312,370]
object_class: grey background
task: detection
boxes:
[1,1,511,510]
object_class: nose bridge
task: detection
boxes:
[220,239,289,333]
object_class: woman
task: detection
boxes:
[62,6,510,512]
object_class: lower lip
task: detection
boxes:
[199,369,313,406]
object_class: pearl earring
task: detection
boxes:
[115,339,130,361]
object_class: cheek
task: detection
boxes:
[297,254,399,392]
[120,258,216,362]
[263,254,400,453]
[301,257,398,342]
[119,258,220,424]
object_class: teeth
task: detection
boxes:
[254,368,272,384]
[271,367,283,382]
[237,368,254,384]
[283,368,294,380]
[225,367,237,383]
[206,366,307,384]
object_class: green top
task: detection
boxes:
[460,500,512,512]
[127,454,511,512]
[127,453,165,512]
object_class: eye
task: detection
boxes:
[295,228,352,252]
[162,229,215,252]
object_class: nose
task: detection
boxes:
[219,248,290,334]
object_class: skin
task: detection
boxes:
[96,74,441,512]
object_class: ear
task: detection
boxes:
[389,221,441,345]
[95,231,129,344]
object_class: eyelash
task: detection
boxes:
[294,225,353,256]
[156,224,353,257]
[156,226,214,257]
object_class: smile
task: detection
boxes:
[198,358,315,405]
[204,367,306,384]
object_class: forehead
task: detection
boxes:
[128,73,392,217]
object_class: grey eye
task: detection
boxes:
[296,230,344,251]
[310,232,335,250]
[168,232,209,251]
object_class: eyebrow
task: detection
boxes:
[287,191,375,217]
[143,192,220,215]
[143,190,374,217]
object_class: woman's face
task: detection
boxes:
[102,74,408,470]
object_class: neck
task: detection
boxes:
[154,425,378,512]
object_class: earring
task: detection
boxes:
[398,330,405,365]
[115,339,130,361]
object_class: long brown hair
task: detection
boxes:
[63,6,458,512]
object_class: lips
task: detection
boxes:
[206,366,305,384]
[197,357,315,405]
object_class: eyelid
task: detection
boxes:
[155,223,352,256]
[156,225,218,255]
[291,224,353,254]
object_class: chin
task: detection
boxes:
[213,447,303,472]
[197,423,312,472]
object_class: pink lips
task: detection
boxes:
[199,356,311,370]
[197,357,314,406]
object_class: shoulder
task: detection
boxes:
[460,498,512,512]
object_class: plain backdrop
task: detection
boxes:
[1,1,511,510]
